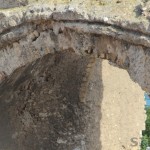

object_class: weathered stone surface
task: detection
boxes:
[0,0,28,9]
[0,1,148,150]
[0,51,102,150]
[0,2,150,92]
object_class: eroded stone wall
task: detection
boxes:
[0,5,150,92]
[0,51,102,150]
[0,0,28,9]
[0,1,148,150]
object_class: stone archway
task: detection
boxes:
[0,1,149,149]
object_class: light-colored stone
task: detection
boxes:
[0,3,149,93]
[0,1,148,150]
[0,0,28,9]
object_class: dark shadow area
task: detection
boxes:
[134,4,143,18]
[0,50,103,150]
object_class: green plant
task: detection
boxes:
[141,135,149,150]
[141,107,150,149]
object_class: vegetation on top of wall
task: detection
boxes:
[141,107,150,150]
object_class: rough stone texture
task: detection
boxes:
[0,1,148,150]
[0,2,150,92]
[0,51,102,150]
[0,0,28,9]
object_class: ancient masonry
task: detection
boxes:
[0,0,149,150]
[0,3,150,92]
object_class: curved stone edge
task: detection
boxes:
[0,5,150,48]
[0,20,148,91]
[0,5,150,93]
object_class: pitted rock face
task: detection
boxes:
[0,51,102,150]
[142,1,150,19]
[0,0,28,9]
[0,1,148,150]
[0,1,150,92]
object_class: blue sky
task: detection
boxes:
[144,93,150,106]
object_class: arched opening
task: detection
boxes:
[101,60,145,150]
[0,51,146,150]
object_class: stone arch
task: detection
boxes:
[0,7,149,92]
[0,4,148,150]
